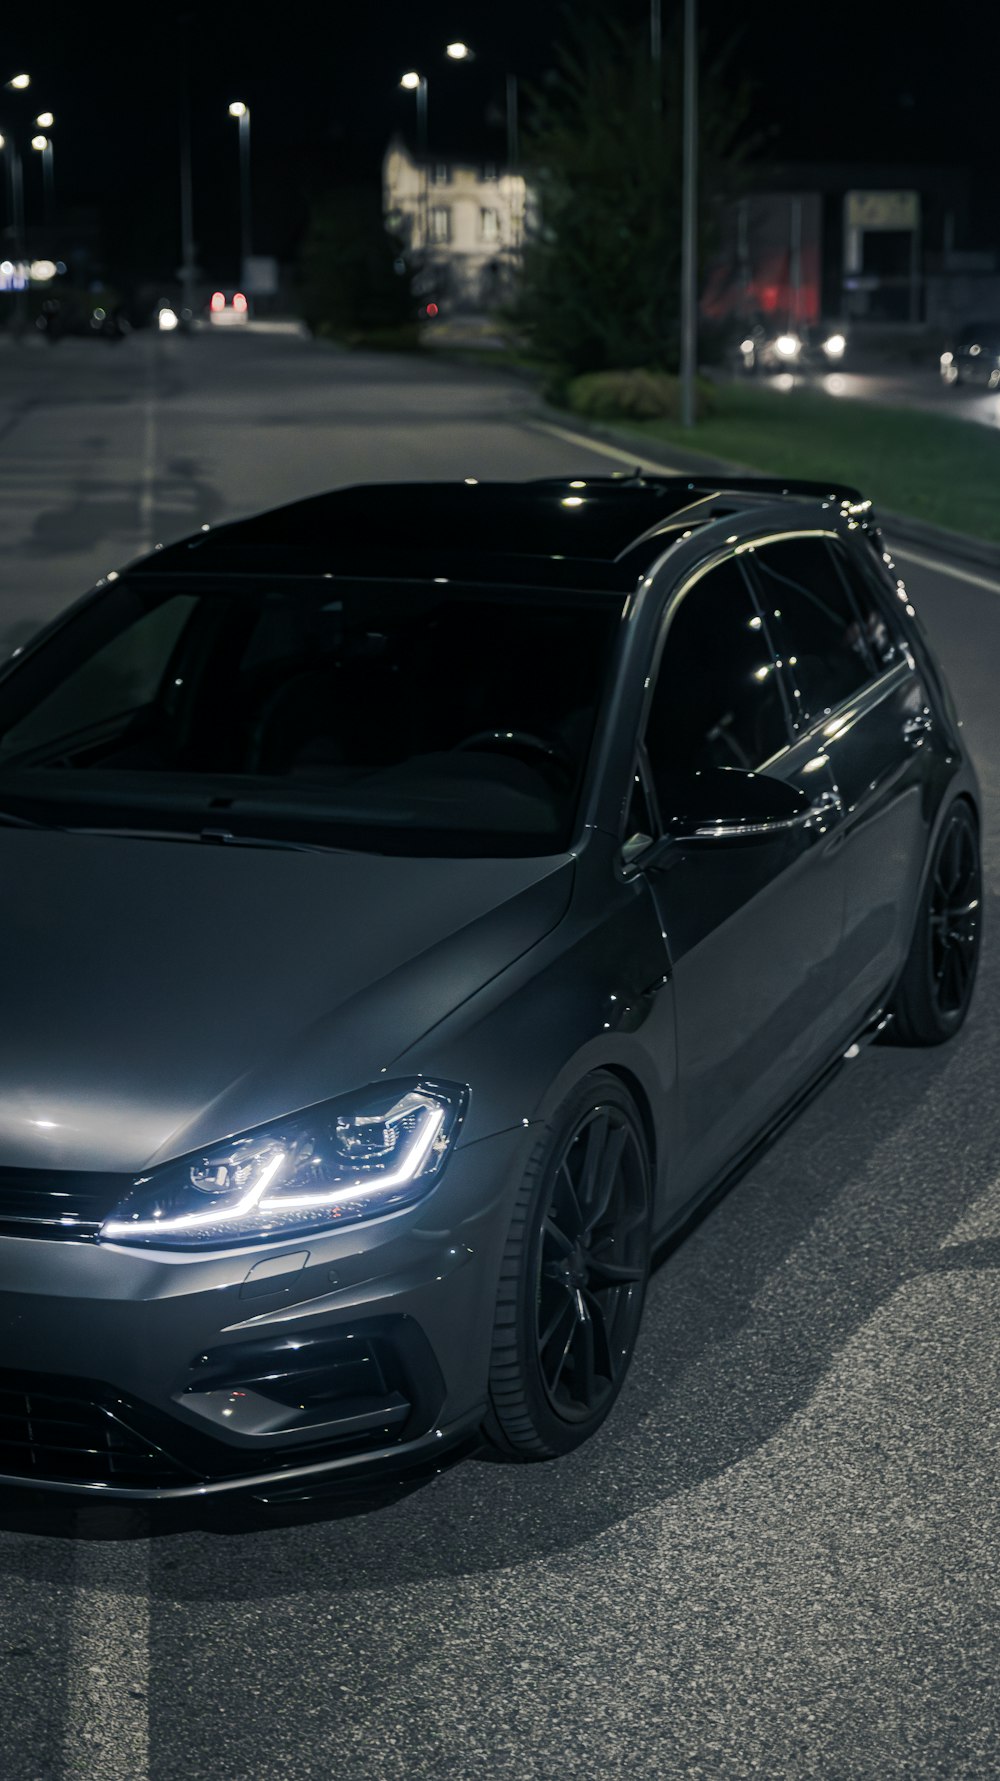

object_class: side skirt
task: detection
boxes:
[651,1002,892,1268]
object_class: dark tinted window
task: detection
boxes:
[0,580,619,857]
[829,541,902,671]
[750,537,873,723]
[645,558,788,798]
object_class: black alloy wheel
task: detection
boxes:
[486,1072,652,1459]
[891,800,982,1045]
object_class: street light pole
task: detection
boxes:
[178,29,196,321]
[2,75,33,339]
[32,135,53,227]
[400,72,428,157]
[679,0,698,427]
[228,102,253,306]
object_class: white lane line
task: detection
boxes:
[890,543,1000,596]
[528,419,683,473]
[63,1535,150,1780]
[533,421,1000,596]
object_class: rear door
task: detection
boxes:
[635,553,846,1202]
[747,532,933,1029]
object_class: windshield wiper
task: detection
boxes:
[64,824,351,855]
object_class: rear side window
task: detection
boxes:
[750,537,873,725]
[644,557,788,796]
[829,540,902,671]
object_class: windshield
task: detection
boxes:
[0,576,621,857]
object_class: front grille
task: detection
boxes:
[0,1166,126,1240]
[0,1374,192,1487]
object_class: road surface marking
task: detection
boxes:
[63,1534,150,1780]
[528,420,682,473]
[891,544,1000,596]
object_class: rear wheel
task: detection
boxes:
[890,800,982,1045]
[485,1072,652,1459]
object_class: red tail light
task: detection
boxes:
[210,291,225,313]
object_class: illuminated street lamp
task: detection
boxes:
[443,42,518,166]
[5,74,30,92]
[228,102,253,312]
[35,110,54,129]
[31,133,54,224]
[400,70,428,156]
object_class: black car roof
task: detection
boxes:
[131,474,869,593]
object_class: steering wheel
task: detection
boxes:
[453,728,574,781]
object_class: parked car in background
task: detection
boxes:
[208,290,250,326]
[0,474,980,1500]
[940,321,1000,390]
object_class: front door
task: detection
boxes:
[636,554,846,1205]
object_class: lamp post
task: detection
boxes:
[444,42,518,167]
[400,71,428,157]
[31,133,53,227]
[228,101,252,307]
[2,74,36,336]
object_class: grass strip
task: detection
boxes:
[612,382,1000,544]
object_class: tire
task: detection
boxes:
[485,1071,652,1460]
[890,800,982,1045]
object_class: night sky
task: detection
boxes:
[3,0,997,286]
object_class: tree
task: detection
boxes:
[299,186,416,345]
[515,10,753,377]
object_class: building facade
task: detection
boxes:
[382,138,529,311]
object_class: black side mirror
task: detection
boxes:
[662,766,838,844]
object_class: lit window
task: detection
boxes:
[429,207,451,243]
[480,208,500,243]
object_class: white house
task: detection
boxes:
[382,137,530,310]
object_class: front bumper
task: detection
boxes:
[0,1125,529,1499]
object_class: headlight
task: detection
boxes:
[158,307,179,332]
[822,332,846,358]
[99,1079,467,1249]
[940,350,954,366]
[774,333,800,358]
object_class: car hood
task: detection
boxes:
[0,832,573,1172]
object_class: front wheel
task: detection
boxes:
[889,800,982,1045]
[485,1071,652,1460]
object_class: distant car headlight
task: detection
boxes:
[158,307,179,332]
[940,351,954,366]
[99,1079,468,1249]
[774,333,800,358]
[740,337,756,353]
[822,332,846,358]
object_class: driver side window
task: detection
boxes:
[643,558,789,814]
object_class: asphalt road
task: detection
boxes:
[0,329,997,1781]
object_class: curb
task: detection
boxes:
[533,404,1000,577]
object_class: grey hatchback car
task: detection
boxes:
[0,475,981,1499]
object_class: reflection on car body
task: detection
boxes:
[0,474,982,1499]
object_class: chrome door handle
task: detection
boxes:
[902,710,933,745]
